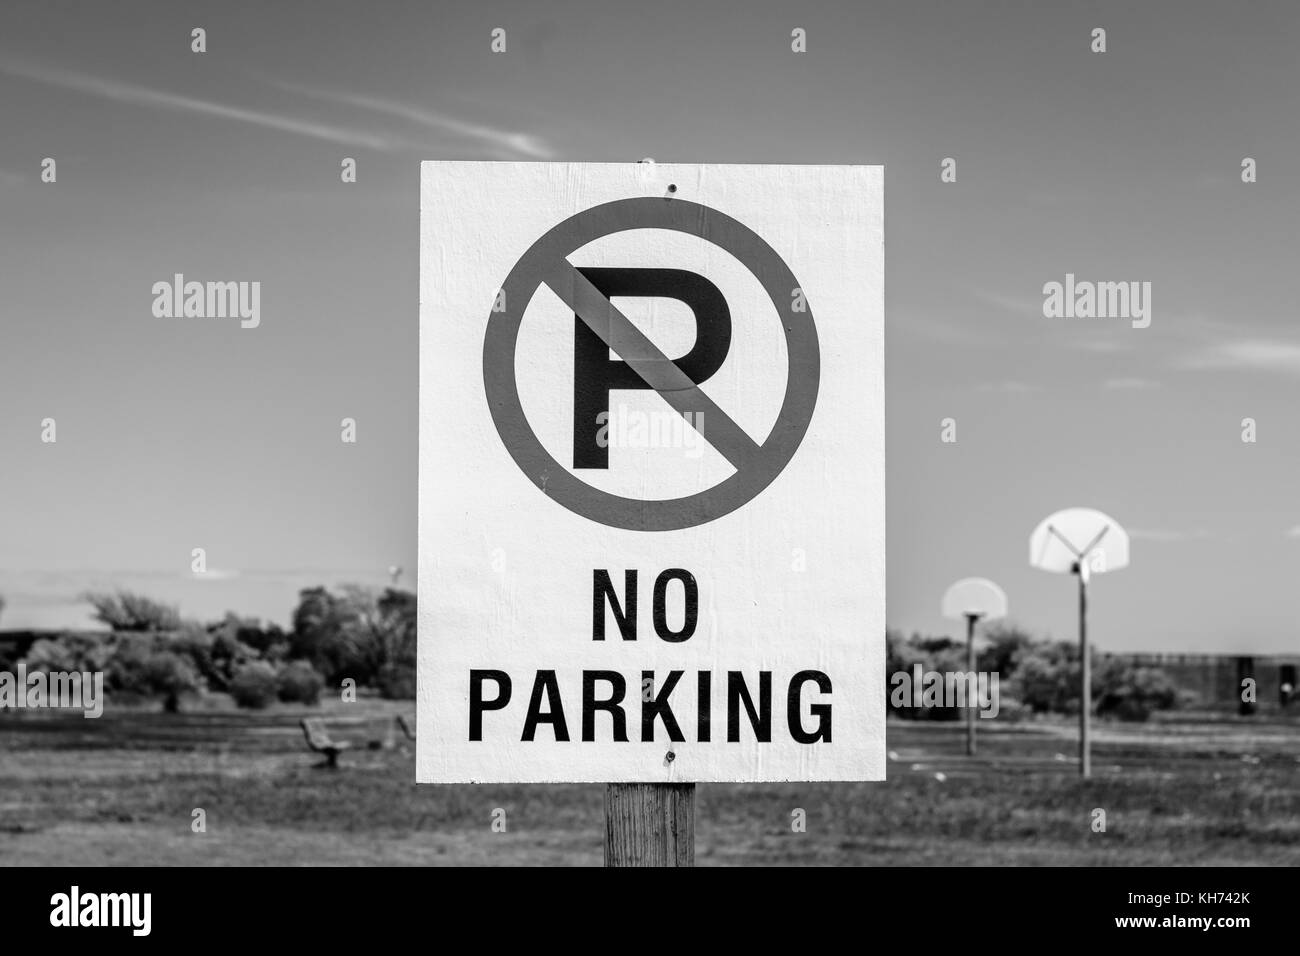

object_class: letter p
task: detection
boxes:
[572,268,730,468]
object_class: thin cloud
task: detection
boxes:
[1073,338,1131,354]
[889,312,982,346]
[971,289,1041,316]
[191,568,242,581]
[1102,377,1160,390]
[976,380,1039,394]
[1129,528,1209,542]
[1179,338,1300,375]
[0,60,398,150]
[1286,525,1300,539]
[271,80,556,159]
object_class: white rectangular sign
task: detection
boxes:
[419,162,884,783]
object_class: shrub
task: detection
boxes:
[172,629,220,690]
[23,633,114,674]
[886,626,1186,722]
[229,661,280,709]
[210,630,257,684]
[81,591,181,632]
[1094,660,1180,721]
[289,585,416,687]
[277,661,324,705]
[211,613,286,656]
[1008,642,1079,713]
[290,587,380,684]
[142,651,201,713]
[978,624,1038,676]
[103,634,155,697]
[377,662,416,700]
[886,630,978,721]
[96,637,201,711]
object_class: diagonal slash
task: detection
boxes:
[543,259,763,472]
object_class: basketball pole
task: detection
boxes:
[965,612,978,757]
[1077,562,1090,779]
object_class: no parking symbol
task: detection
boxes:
[483,196,821,532]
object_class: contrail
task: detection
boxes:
[272,80,556,159]
[0,60,398,150]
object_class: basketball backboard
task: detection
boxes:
[941,578,1008,621]
[1029,508,1129,576]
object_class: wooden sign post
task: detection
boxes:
[605,783,695,867]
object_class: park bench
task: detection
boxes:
[300,718,351,769]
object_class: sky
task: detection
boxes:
[1,0,1298,652]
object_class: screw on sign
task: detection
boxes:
[419,162,884,869]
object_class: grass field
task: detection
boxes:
[2,702,1298,865]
